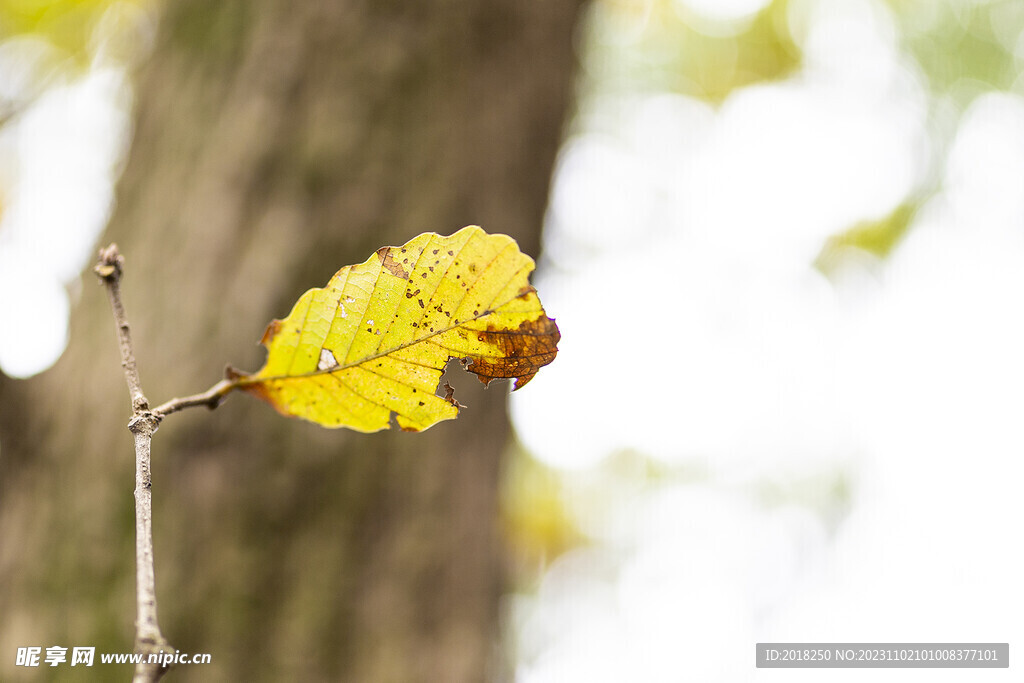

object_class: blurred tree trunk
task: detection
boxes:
[0,1,580,681]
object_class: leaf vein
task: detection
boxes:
[285,293,316,376]
[340,257,386,365]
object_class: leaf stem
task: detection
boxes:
[95,244,173,683]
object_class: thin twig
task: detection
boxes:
[96,246,148,414]
[151,378,237,418]
[95,244,173,683]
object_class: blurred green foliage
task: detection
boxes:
[502,446,581,572]
[891,0,1024,97]
[0,0,149,124]
[514,0,1024,572]
[814,201,919,275]
[584,0,801,101]
[578,0,1024,278]
[0,0,115,60]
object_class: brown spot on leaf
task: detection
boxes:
[376,246,410,279]
[260,319,284,346]
[418,299,425,308]
[464,314,560,390]
[443,381,465,409]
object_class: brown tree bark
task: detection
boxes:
[0,1,580,681]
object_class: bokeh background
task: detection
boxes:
[1,0,1022,681]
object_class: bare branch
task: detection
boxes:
[128,414,173,683]
[95,244,149,413]
[95,244,173,682]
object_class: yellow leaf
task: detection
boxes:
[233,226,559,432]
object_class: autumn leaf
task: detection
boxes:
[231,226,560,432]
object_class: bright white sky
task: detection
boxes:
[510,0,1024,680]
[0,0,1020,680]
[0,55,132,377]
[0,5,144,379]
[674,0,773,32]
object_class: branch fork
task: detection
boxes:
[95,244,235,682]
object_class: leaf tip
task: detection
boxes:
[511,372,538,391]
